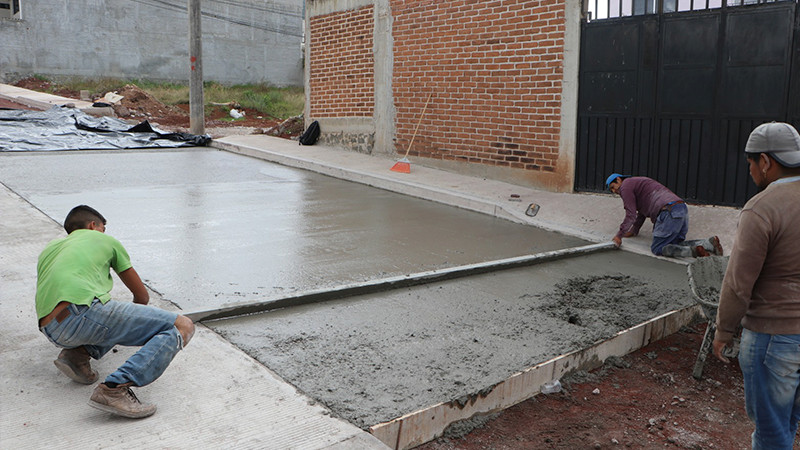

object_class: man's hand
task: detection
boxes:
[712,338,731,363]
[612,236,622,248]
[118,267,150,305]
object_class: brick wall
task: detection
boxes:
[309,6,375,117]
[392,0,565,173]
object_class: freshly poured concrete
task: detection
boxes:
[208,250,693,429]
[2,147,694,442]
[0,149,585,311]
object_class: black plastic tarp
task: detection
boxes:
[0,106,210,151]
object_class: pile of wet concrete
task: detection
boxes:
[208,251,694,430]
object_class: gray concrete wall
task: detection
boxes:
[0,0,304,86]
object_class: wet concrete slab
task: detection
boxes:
[206,250,694,429]
[0,148,586,311]
[2,147,696,445]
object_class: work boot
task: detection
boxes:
[54,347,98,385]
[89,383,157,419]
[692,245,711,258]
[684,237,724,256]
[707,236,723,256]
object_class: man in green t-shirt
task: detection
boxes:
[37,205,195,419]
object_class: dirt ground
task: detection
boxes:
[418,321,754,450]
[0,97,35,110]
[5,78,758,449]
[9,78,305,140]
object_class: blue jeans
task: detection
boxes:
[40,299,182,387]
[738,329,800,449]
[651,202,688,255]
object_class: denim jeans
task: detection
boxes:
[40,299,182,387]
[651,202,689,255]
[738,329,800,450]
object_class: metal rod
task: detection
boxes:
[185,242,618,323]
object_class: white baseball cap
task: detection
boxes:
[745,122,800,168]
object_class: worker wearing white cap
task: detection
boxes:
[713,122,800,450]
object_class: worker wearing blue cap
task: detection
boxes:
[606,173,722,257]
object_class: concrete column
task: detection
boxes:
[372,0,395,156]
[557,0,582,192]
[189,0,205,135]
[303,0,310,125]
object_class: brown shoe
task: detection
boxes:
[54,347,98,385]
[693,245,711,258]
[89,383,157,419]
[708,236,724,256]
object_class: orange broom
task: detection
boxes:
[391,92,433,173]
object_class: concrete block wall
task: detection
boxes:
[306,0,582,192]
[0,0,304,87]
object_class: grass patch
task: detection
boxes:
[42,77,304,120]
[203,82,305,119]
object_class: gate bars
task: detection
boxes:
[585,0,790,21]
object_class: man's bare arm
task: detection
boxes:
[118,267,150,305]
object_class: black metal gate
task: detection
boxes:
[575,0,800,206]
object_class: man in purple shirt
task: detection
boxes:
[606,173,723,257]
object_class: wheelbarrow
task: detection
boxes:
[687,255,739,379]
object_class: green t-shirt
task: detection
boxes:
[36,229,133,319]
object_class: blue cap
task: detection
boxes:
[605,173,625,188]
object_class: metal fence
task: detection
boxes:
[576,0,799,205]
[585,0,790,20]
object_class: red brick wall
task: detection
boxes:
[308,6,375,117]
[392,0,565,173]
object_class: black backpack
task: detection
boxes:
[298,120,320,145]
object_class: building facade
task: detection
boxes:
[305,0,581,192]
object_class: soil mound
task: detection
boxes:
[113,84,187,125]
[13,77,79,99]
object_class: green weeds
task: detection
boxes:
[39,77,304,120]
